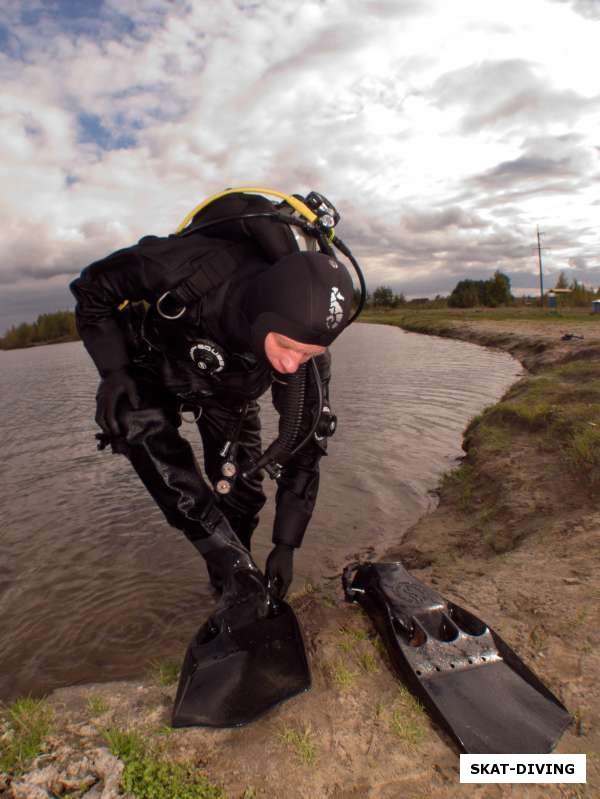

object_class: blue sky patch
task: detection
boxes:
[78,112,136,151]
[15,1,136,42]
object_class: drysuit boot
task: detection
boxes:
[203,511,258,594]
[191,508,264,603]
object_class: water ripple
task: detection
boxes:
[0,329,520,699]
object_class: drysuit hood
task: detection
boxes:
[241,251,354,360]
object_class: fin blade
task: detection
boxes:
[172,600,310,728]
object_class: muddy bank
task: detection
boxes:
[387,316,599,796]
[2,319,598,798]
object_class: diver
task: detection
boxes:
[70,188,364,605]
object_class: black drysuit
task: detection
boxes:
[70,231,331,553]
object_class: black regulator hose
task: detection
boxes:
[243,358,323,479]
[330,233,367,323]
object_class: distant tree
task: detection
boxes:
[555,271,569,289]
[569,278,594,307]
[485,270,512,307]
[408,297,429,306]
[448,271,512,308]
[448,279,481,308]
[372,285,395,308]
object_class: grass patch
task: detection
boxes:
[148,657,181,687]
[361,306,600,326]
[279,726,317,766]
[339,625,369,642]
[567,426,600,478]
[389,708,426,747]
[337,625,370,653]
[86,693,109,716]
[358,651,379,674]
[330,661,358,689]
[288,577,319,602]
[104,727,224,799]
[442,463,475,511]
[389,687,428,747]
[0,697,54,775]
[488,400,558,431]
[461,360,600,491]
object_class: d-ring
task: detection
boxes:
[180,405,202,424]
[157,291,186,320]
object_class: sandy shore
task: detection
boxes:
[2,316,598,799]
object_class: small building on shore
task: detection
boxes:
[547,288,572,310]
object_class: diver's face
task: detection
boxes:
[264,332,325,374]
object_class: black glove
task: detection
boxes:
[95,367,141,436]
[265,543,295,600]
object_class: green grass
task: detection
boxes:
[337,625,370,654]
[330,660,358,689]
[361,306,600,325]
[279,726,317,766]
[86,693,109,716]
[461,360,600,489]
[487,400,559,431]
[389,709,426,747]
[338,625,369,642]
[358,651,379,674]
[288,577,319,602]
[148,657,181,687]
[0,697,54,775]
[568,426,600,477]
[104,728,224,799]
[389,687,428,747]
[442,463,475,511]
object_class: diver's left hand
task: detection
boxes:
[265,543,295,599]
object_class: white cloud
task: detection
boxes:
[0,0,599,331]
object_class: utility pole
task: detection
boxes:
[537,226,544,307]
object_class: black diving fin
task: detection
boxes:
[172,591,310,728]
[343,561,572,754]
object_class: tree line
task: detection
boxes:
[358,271,513,309]
[363,270,599,310]
[0,311,79,350]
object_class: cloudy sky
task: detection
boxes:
[1,0,599,332]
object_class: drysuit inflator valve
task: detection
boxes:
[189,341,226,375]
[315,405,337,441]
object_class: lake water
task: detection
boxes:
[0,324,521,700]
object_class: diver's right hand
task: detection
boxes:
[95,368,141,436]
